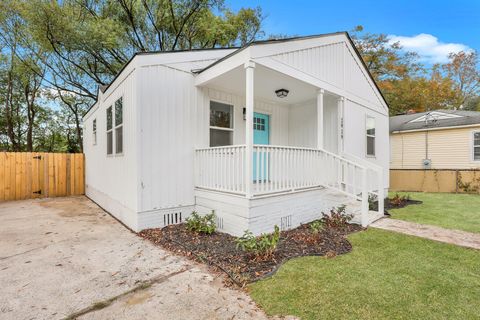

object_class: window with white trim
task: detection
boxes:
[106,106,113,155]
[473,132,480,161]
[92,118,97,145]
[366,116,375,156]
[209,101,233,147]
[115,97,123,154]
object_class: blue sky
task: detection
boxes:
[226,0,480,64]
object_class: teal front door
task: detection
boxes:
[253,112,270,181]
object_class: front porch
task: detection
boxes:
[193,59,384,233]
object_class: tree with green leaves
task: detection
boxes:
[443,51,480,108]
[0,0,264,152]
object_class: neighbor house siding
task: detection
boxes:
[390,126,480,169]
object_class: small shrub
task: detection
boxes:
[321,205,353,229]
[389,194,410,207]
[310,220,324,233]
[186,211,216,234]
[236,225,280,260]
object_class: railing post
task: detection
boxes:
[361,168,369,227]
[245,61,255,198]
[317,89,324,149]
[377,168,384,216]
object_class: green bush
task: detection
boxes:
[321,205,353,228]
[310,220,324,233]
[186,211,216,234]
[236,225,280,260]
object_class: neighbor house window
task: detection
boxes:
[92,119,97,145]
[366,116,375,157]
[115,97,123,154]
[106,106,113,155]
[210,101,233,147]
[473,132,480,161]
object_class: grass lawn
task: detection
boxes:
[388,192,480,234]
[248,229,480,320]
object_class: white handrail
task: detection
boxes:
[342,152,385,220]
[194,145,382,226]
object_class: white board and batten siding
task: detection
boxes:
[135,63,198,229]
[83,50,234,231]
[195,87,291,147]
[83,68,140,230]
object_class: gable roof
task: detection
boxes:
[390,109,480,133]
[196,32,389,109]
[85,32,389,118]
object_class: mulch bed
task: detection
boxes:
[139,222,362,287]
[386,198,423,210]
[370,197,423,215]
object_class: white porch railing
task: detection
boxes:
[195,145,247,195]
[194,145,384,226]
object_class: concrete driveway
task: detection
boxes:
[0,197,269,320]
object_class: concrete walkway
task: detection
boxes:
[0,197,271,320]
[372,218,480,250]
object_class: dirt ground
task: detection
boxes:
[0,196,271,320]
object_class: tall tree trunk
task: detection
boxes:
[25,85,35,152]
[5,68,18,151]
[74,112,82,152]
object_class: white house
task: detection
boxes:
[82,32,389,236]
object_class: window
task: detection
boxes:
[92,119,97,145]
[209,101,233,147]
[106,106,113,155]
[473,132,480,161]
[366,116,375,157]
[115,98,123,154]
[254,116,265,131]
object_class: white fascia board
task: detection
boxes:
[391,123,480,134]
[254,57,388,117]
[194,48,251,86]
[83,101,99,121]
[250,34,346,58]
[135,49,235,67]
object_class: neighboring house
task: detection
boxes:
[390,110,480,169]
[82,32,389,236]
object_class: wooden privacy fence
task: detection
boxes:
[390,169,480,193]
[0,152,84,201]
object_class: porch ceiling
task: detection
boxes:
[200,63,319,105]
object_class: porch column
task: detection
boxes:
[245,61,255,198]
[337,96,345,154]
[316,89,324,149]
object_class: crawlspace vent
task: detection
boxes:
[164,212,182,226]
[216,216,224,230]
[280,215,292,231]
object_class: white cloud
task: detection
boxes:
[388,33,471,64]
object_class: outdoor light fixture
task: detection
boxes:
[243,107,246,120]
[275,88,289,98]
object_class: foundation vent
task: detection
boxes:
[164,212,182,226]
[216,216,224,230]
[280,215,292,231]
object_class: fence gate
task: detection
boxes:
[0,152,84,202]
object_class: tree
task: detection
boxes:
[0,0,264,152]
[350,25,422,81]
[0,0,46,151]
[18,0,264,99]
[443,51,480,108]
[351,26,476,115]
